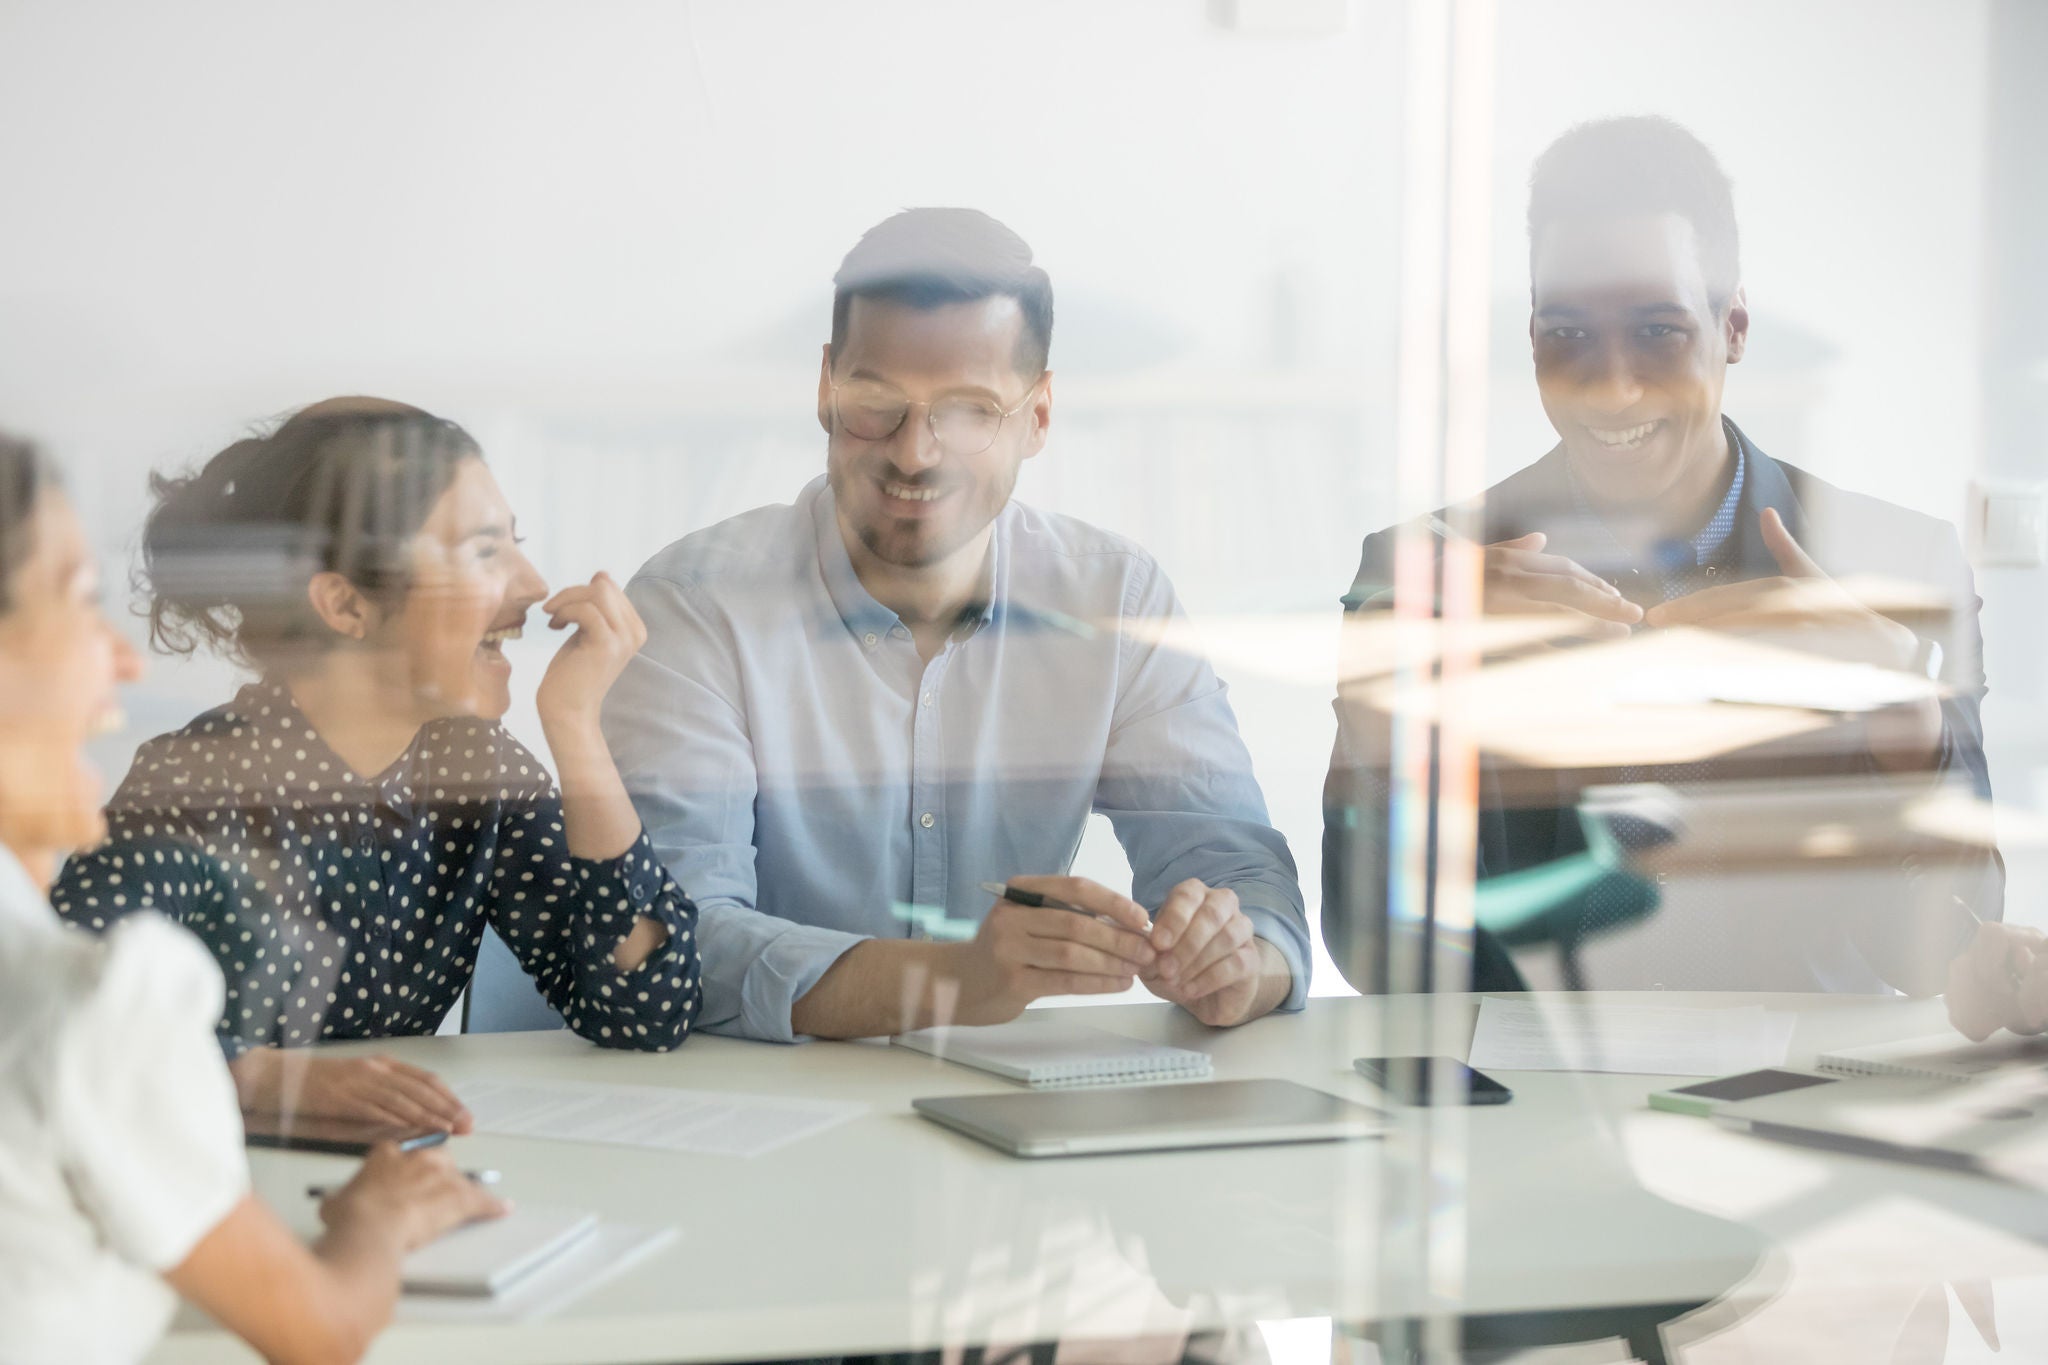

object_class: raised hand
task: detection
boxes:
[535,571,650,735]
[1477,530,1643,637]
[1646,508,1941,767]
[1646,508,1917,667]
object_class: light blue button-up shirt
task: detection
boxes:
[601,476,1308,1042]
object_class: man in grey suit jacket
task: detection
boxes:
[1323,116,1999,997]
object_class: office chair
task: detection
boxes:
[461,923,568,1034]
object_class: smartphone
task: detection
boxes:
[1354,1056,1513,1106]
[1647,1068,1836,1118]
[241,1110,451,1156]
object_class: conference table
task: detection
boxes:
[151,992,2048,1364]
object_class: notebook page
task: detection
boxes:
[895,1017,1213,1087]
[1818,1032,2048,1082]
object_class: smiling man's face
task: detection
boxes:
[820,294,1048,571]
[1531,211,1747,510]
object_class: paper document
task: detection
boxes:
[1617,662,1939,713]
[400,1222,677,1324]
[403,1206,598,1296]
[1466,997,1796,1077]
[457,1078,865,1157]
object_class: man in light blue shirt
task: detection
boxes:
[601,208,1307,1042]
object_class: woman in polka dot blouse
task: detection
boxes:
[53,398,704,1133]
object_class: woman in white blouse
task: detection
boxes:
[0,429,505,1365]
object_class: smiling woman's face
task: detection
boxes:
[374,458,548,722]
[0,489,143,872]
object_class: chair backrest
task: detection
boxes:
[462,923,568,1034]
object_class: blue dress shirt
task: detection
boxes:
[1564,421,1749,598]
[601,476,1308,1042]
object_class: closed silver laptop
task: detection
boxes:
[912,1078,1384,1158]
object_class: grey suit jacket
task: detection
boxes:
[1322,420,2000,996]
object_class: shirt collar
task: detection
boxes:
[1690,422,1747,564]
[809,477,1004,649]
[233,675,412,798]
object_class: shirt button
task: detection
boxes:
[919,812,936,829]
[920,692,933,708]
[891,625,908,639]
[863,632,878,647]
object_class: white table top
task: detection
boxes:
[148,991,2035,1365]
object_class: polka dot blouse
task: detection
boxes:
[52,678,703,1055]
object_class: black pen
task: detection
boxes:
[305,1169,502,1200]
[979,881,1150,933]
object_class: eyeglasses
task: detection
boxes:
[827,376,1042,457]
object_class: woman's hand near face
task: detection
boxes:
[532,569,664,897]
[534,572,648,736]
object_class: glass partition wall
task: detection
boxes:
[2,2,2044,1363]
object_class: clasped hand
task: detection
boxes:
[954,875,1274,1028]
[1948,922,2048,1042]
[1478,508,1912,665]
[1640,508,1918,670]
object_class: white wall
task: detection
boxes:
[0,0,2034,980]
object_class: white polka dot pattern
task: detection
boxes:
[52,678,703,1054]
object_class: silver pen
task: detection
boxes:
[306,1168,502,1200]
[1424,513,1470,543]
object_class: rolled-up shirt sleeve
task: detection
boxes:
[604,571,868,1043]
[1093,563,1310,1011]
[486,799,704,1051]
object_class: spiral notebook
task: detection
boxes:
[894,1018,1213,1088]
[1816,1032,2048,1083]
[403,1207,600,1297]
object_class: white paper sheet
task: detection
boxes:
[399,1222,678,1323]
[1465,997,1796,1077]
[457,1077,866,1156]
[1617,662,1938,713]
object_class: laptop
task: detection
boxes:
[911,1078,1384,1158]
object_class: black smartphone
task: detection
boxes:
[241,1110,451,1156]
[1354,1056,1513,1106]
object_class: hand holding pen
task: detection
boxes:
[983,877,1280,1027]
[306,1168,501,1201]
[310,1144,509,1253]
[948,876,1156,1025]
[980,880,1149,930]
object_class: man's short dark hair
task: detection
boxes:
[1528,116,1741,310]
[830,208,1054,376]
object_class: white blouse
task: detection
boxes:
[0,845,248,1365]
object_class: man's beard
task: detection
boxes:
[831,460,1018,568]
